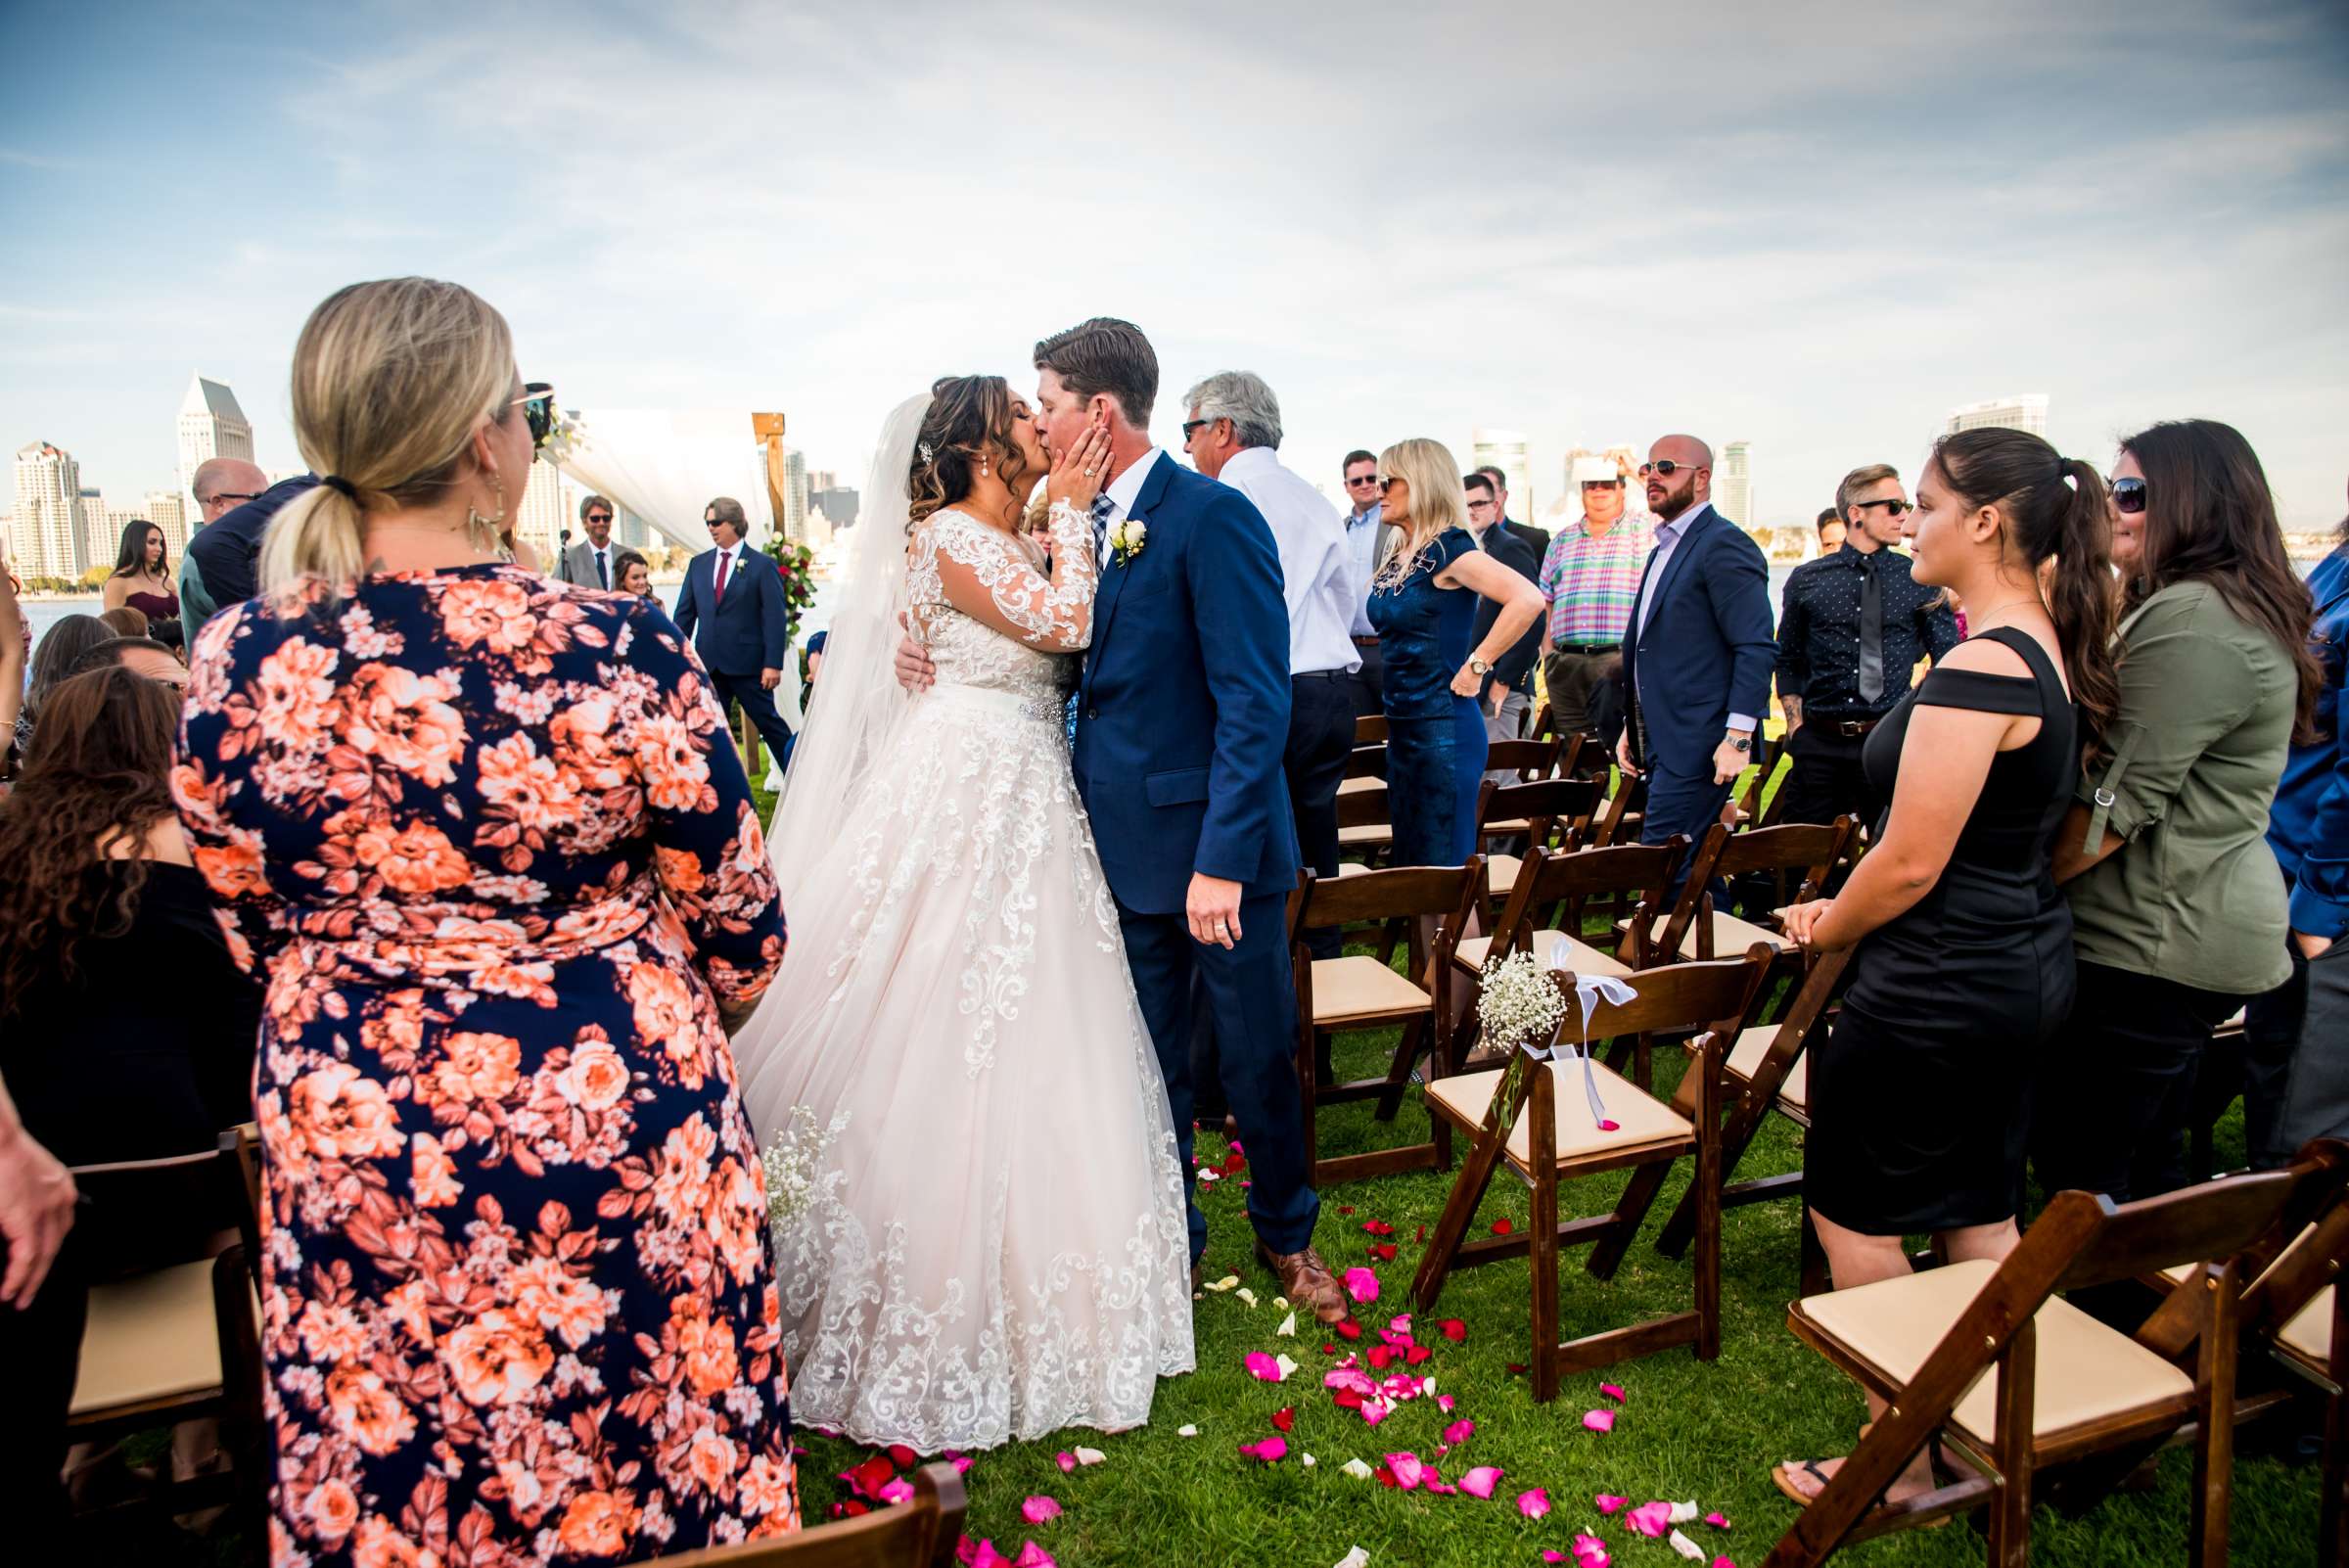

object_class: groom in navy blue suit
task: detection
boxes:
[673,496,797,771]
[897,319,1345,1322]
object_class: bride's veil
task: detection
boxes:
[760,391,932,910]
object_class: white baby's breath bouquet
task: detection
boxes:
[1476,950,1570,1130]
[761,1106,839,1228]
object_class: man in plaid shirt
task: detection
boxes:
[1538,454,1654,734]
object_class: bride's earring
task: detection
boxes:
[981,450,990,480]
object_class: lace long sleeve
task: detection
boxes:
[927,504,1097,653]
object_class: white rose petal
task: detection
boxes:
[1668,1500,1700,1524]
[1333,1548,1369,1568]
[1235,1287,1258,1308]
[1341,1458,1374,1481]
[1176,1424,1198,1438]
[1274,1312,1298,1338]
[1667,1529,1704,1560]
[1074,1447,1107,1466]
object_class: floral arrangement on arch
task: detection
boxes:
[760,536,820,644]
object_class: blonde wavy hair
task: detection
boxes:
[1372,437,1469,588]
[258,277,516,594]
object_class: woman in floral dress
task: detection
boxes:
[172,277,799,1565]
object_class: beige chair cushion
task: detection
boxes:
[1487,853,1522,896]
[1338,775,1381,796]
[1334,861,1369,878]
[1798,1258,2195,1448]
[1427,1058,1691,1166]
[72,1259,223,1419]
[2278,1284,2333,1369]
[1726,1025,1809,1111]
[1485,816,1532,835]
[1452,931,1630,979]
[1338,822,1393,847]
[1311,955,1427,1025]
[1620,909,1792,958]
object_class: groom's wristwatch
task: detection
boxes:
[1468,657,1492,677]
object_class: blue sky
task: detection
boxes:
[4,0,2346,529]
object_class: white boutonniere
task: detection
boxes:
[1108,515,1147,567]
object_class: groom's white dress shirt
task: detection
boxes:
[1211,446,1359,677]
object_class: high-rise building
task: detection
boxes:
[14,440,85,581]
[79,487,115,569]
[811,486,860,530]
[1716,440,1754,527]
[807,469,837,494]
[1470,428,1532,518]
[177,373,254,515]
[782,449,810,542]
[146,491,190,559]
[1943,394,2050,438]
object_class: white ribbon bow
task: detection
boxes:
[1532,940,1635,1130]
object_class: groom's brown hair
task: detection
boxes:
[1034,317,1158,431]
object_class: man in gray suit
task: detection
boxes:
[556,494,619,588]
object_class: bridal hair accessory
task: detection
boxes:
[321,475,358,499]
[917,440,935,464]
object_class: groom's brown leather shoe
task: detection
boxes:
[1257,1239,1349,1325]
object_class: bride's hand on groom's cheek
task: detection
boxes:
[893,610,936,692]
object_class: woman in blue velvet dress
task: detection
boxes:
[1366,438,1546,865]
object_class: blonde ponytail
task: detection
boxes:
[261,276,515,597]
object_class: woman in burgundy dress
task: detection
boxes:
[174,277,800,1565]
[102,519,183,648]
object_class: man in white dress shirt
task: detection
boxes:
[1183,371,1359,945]
[556,494,620,588]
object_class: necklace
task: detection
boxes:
[1963,595,2045,630]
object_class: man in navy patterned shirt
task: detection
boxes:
[1773,463,1960,830]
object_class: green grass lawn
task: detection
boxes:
[747,747,2322,1568]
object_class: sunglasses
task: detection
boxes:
[1637,459,1697,479]
[1181,417,1216,441]
[2110,476,2146,515]
[1854,497,1913,516]
[1379,477,1402,491]
[207,491,263,507]
[512,382,557,448]
[1345,473,1380,485]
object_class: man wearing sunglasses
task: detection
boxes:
[1773,464,1959,830]
[557,494,620,589]
[181,472,320,634]
[1339,449,1400,718]
[1619,435,1775,896]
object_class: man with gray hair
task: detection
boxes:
[673,494,795,774]
[1182,370,1356,946]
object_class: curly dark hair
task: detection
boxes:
[0,666,184,1017]
[905,374,1037,530]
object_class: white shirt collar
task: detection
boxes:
[1219,446,1278,484]
[1103,447,1166,521]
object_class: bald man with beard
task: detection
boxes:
[1617,434,1775,896]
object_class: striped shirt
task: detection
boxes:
[1538,511,1655,645]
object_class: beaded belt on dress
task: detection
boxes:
[920,681,1068,724]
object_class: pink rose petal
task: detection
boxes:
[1458,1465,1503,1499]
[1014,1545,1057,1568]
[1443,1418,1475,1446]
[1343,1267,1380,1304]
[1237,1435,1289,1462]
[1518,1487,1551,1519]
[1583,1408,1616,1432]
[1019,1497,1061,1525]
[1711,1559,1737,1568]
[1705,1512,1731,1529]
[1436,1394,1456,1413]
[1573,1535,1612,1568]
[1245,1350,1284,1382]
[877,1478,915,1504]
[946,1450,974,1475]
[1595,1494,1628,1514]
[1383,1451,1424,1490]
[1543,1555,1569,1565]
[1625,1500,1674,1538]
[1600,1382,1626,1403]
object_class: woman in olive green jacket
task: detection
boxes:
[2041,419,2320,1201]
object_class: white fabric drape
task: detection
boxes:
[550,409,779,552]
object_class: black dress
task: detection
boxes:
[1807,627,2077,1234]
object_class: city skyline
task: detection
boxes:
[3,1,2345,531]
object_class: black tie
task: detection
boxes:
[1858,556,1885,703]
[595,549,608,588]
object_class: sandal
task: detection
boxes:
[1772,1458,1835,1507]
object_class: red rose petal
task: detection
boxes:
[1336,1319,1362,1340]
[1270,1407,1295,1432]
[1437,1318,1467,1342]
[1369,1242,1399,1262]
[887,1444,919,1470]
[1361,1220,1396,1236]
[1492,1218,1515,1235]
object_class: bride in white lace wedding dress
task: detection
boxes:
[730,379,1193,1453]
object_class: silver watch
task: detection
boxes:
[1468,657,1492,677]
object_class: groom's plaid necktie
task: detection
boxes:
[1089,492,1115,561]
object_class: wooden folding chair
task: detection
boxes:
[1335,763,1392,868]
[2135,1145,2349,1566]
[1411,950,1773,1399]
[1762,1153,2347,1568]
[1637,947,1854,1288]
[1289,860,1485,1184]
[1474,776,1603,908]
[644,1462,966,1567]
[1448,838,1686,1062]
[1483,735,1561,785]
[66,1143,266,1532]
[1624,817,1856,965]
[1589,768,1646,848]
[1732,731,1789,829]
[1355,714,1389,746]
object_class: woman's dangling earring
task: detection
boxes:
[981,451,990,480]
[466,472,508,555]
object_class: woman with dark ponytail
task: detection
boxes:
[1773,426,2113,1509]
[2039,419,2312,1201]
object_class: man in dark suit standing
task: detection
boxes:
[1463,470,1545,756]
[1619,435,1775,892]
[672,495,795,772]
[1471,464,1550,563]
